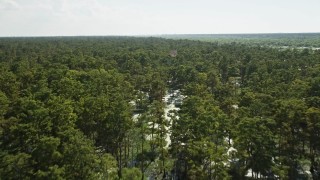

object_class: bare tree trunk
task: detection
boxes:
[118,142,122,179]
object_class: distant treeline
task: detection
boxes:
[161,33,320,47]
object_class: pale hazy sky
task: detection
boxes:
[0,0,320,36]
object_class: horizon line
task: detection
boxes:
[1,32,320,38]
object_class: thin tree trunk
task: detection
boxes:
[141,134,144,180]
[118,143,122,179]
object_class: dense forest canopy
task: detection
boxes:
[161,33,320,48]
[0,36,320,179]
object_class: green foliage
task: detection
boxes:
[0,91,9,117]
[0,36,320,179]
[122,168,143,180]
[235,117,276,176]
